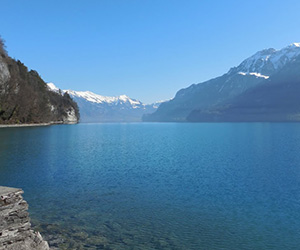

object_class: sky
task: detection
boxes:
[1,0,300,103]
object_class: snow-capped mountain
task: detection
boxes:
[230,43,300,77]
[47,83,162,122]
[66,89,145,108]
[188,52,300,122]
[144,42,300,122]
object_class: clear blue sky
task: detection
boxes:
[1,0,300,103]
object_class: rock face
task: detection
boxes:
[0,37,80,125]
[0,186,49,250]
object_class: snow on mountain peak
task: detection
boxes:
[288,42,300,48]
[235,43,300,76]
[119,94,131,102]
[47,82,60,93]
[46,83,161,110]
[65,89,121,104]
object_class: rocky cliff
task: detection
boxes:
[0,37,79,125]
[0,186,49,250]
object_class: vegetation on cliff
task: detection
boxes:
[0,37,79,124]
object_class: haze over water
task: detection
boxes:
[1,123,300,249]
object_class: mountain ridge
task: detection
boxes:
[47,83,163,122]
[187,53,300,122]
[144,42,300,122]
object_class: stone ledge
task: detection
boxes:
[0,187,22,197]
[0,186,49,250]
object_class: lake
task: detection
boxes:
[0,123,300,249]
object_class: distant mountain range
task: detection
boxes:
[47,83,163,122]
[4,34,300,124]
[144,43,300,122]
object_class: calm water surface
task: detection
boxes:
[1,123,300,249]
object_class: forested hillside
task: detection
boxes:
[0,37,79,124]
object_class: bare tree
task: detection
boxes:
[0,36,8,57]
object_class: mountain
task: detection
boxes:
[143,43,300,122]
[0,38,79,125]
[47,83,162,122]
[188,53,300,122]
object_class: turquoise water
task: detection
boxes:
[1,123,300,249]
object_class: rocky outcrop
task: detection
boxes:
[0,186,49,250]
[0,58,10,95]
[62,106,78,124]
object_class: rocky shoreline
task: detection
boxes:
[0,186,49,250]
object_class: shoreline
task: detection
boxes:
[0,121,78,128]
[0,123,52,128]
